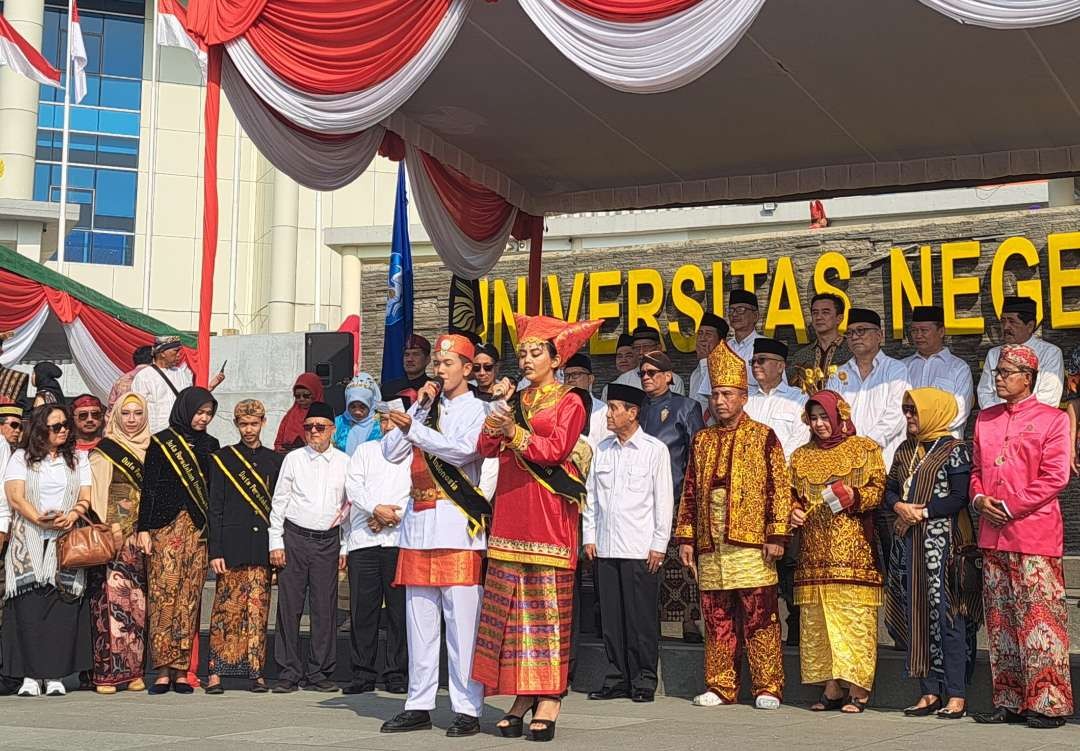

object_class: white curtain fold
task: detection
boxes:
[918,0,1080,28]
[0,304,50,368]
[222,56,384,190]
[224,0,472,134]
[62,318,123,401]
[519,0,765,94]
[405,143,518,280]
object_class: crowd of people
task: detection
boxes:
[0,288,1076,739]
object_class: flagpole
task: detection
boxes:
[142,6,162,313]
[56,0,75,276]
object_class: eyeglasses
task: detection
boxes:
[750,356,783,366]
[563,370,590,380]
[74,410,102,420]
[846,326,879,338]
[2,421,21,431]
[474,363,496,372]
[902,404,917,416]
[992,368,1024,379]
[303,423,330,433]
[48,422,70,434]
[638,368,663,379]
[728,305,755,316]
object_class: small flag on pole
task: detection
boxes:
[0,13,61,88]
[381,163,414,384]
[69,1,87,104]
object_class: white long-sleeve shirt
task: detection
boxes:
[268,444,350,554]
[728,330,762,389]
[0,439,10,534]
[584,426,673,559]
[745,380,810,460]
[903,347,974,436]
[130,363,194,435]
[344,438,409,551]
[977,335,1064,409]
[827,351,911,469]
[587,398,613,450]
[381,390,490,551]
[688,358,710,415]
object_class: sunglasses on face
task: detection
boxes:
[75,410,102,420]
[48,422,70,434]
[303,423,330,433]
[3,421,21,431]
[474,363,496,372]
[750,356,782,366]
[638,368,663,379]
[902,404,917,416]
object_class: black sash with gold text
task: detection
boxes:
[211,446,272,523]
[422,397,491,535]
[509,388,589,506]
[152,429,209,530]
[95,437,144,489]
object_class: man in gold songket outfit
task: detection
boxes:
[676,341,792,709]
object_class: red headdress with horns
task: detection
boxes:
[514,315,603,364]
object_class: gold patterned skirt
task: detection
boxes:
[795,583,882,691]
[147,511,208,671]
[208,565,271,678]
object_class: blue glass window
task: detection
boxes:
[34,2,144,267]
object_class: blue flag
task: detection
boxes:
[381,163,414,383]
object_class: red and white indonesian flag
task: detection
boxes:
[69,1,87,103]
[156,0,207,80]
[0,13,61,88]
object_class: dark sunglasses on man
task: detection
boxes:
[74,410,102,421]
[474,363,496,372]
[302,422,330,433]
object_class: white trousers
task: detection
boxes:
[403,584,485,717]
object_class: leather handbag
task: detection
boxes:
[57,510,123,568]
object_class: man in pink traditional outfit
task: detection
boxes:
[970,344,1073,730]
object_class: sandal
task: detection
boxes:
[498,698,537,738]
[842,696,869,714]
[528,696,561,742]
[811,692,847,712]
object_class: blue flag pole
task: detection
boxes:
[381,162,414,383]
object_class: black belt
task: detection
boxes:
[284,519,339,540]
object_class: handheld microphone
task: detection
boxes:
[419,380,442,409]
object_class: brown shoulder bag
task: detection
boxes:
[57,510,123,568]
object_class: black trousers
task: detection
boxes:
[596,558,660,693]
[347,546,406,685]
[275,523,339,684]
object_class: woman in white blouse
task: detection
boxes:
[2,405,93,697]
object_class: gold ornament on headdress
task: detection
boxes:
[707,340,747,390]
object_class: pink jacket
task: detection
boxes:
[970,395,1072,557]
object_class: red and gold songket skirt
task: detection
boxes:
[472,560,574,695]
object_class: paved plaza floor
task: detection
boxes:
[0,688,1076,751]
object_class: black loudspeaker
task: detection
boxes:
[305,332,354,416]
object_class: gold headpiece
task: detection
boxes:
[707,340,748,391]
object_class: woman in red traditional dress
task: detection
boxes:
[473,314,601,742]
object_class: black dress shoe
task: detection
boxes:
[903,698,941,717]
[304,679,339,693]
[250,680,269,694]
[971,707,1026,724]
[588,686,631,700]
[1026,712,1066,729]
[631,690,654,703]
[936,707,966,720]
[272,680,298,694]
[384,681,408,695]
[446,713,481,737]
[381,710,432,733]
[204,683,225,695]
[342,681,376,695]
[172,681,194,695]
[147,681,171,696]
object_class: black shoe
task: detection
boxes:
[936,707,966,720]
[204,683,224,695]
[528,719,556,742]
[342,681,375,695]
[172,681,194,695]
[1026,712,1066,729]
[588,686,630,700]
[304,679,339,693]
[148,680,171,695]
[903,698,941,717]
[972,707,1026,724]
[250,679,269,694]
[631,690,654,703]
[384,681,408,695]
[446,714,480,737]
[272,680,298,694]
[380,710,432,733]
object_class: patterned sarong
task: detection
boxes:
[208,565,271,678]
[147,511,207,671]
[472,560,574,695]
[90,538,147,685]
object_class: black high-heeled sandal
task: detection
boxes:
[528,696,560,742]
[497,698,537,738]
[811,691,847,712]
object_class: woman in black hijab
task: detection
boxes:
[31,361,65,406]
[136,387,219,694]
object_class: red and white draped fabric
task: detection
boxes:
[157,0,207,79]
[0,13,61,88]
[918,1,1080,28]
[69,1,87,103]
[519,0,765,93]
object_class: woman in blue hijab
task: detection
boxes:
[333,374,382,455]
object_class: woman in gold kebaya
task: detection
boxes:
[789,390,886,713]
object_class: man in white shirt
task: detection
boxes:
[343,403,412,696]
[688,313,729,418]
[826,308,910,580]
[903,305,974,437]
[584,383,673,704]
[727,289,762,388]
[977,296,1064,409]
[131,336,224,435]
[606,326,686,397]
[268,401,349,694]
[380,333,493,738]
[561,353,612,449]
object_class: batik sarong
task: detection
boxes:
[660,537,701,623]
[147,511,207,671]
[472,560,574,695]
[208,565,271,678]
[90,538,147,685]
